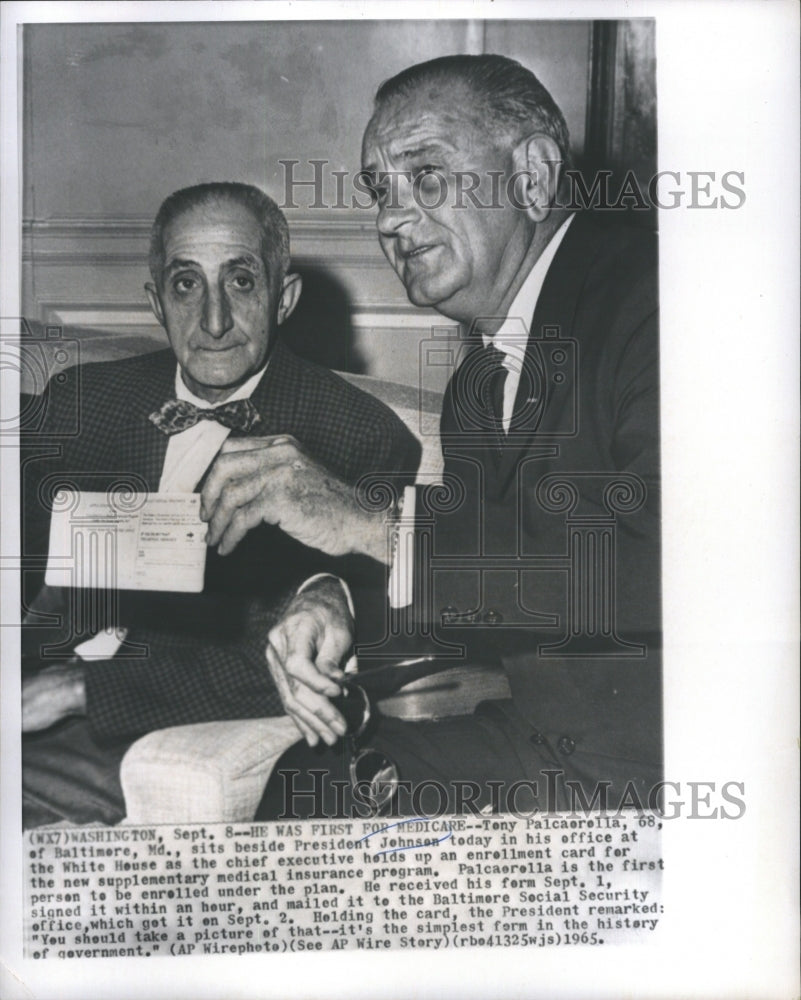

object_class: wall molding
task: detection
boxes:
[40,303,158,330]
[23,216,430,321]
[31,300,456,393]
[22,214,445,387]
[23,211,381,234]
[22,212,386,266]
[38,302,446,334]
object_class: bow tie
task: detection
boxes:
[149,398,261,436]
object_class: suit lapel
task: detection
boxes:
[117,351,174,489]
[494,212,603,491]
[246,339,299,436]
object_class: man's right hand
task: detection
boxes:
[266,577,355,747]
[200,435,391,561]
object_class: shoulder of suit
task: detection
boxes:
[274,341,413,435]
[576,213,657,279]
[54,348,175,393]
[559,214,658,317]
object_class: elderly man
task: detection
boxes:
[21,181,419,827]
[203,55,661,817]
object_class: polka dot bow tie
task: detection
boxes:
[149,398,261,435]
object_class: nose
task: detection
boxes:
[376,172,421,238]
[200,281,234,338]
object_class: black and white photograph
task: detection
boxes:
[1,2,798,998]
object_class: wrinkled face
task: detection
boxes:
[148,199,286,402]
[361,85,535,325]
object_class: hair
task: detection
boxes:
[148,181,290,286]
[373,54,571,167]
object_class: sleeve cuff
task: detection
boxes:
[388,484,416,609]
[297,573,355,618]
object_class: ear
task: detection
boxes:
[145,282,166,327]
[511,133,564,223]
[276,272,303,325]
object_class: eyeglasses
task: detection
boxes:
[332,680,400,816]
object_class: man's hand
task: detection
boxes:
[22,662,86,732]
[200,436,389,561]
[266,577,355,747]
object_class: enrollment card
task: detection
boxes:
[45,491,207,592]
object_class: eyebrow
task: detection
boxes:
[163,253,263,277]
[163,258,200,277]
[226,254,263,271]
[396,143,452,162]
[362,140,455,174]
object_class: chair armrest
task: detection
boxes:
[378,664,511,721]
[119,716,300,824]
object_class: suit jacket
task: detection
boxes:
[22,339,420,742]
[407,212,661,768]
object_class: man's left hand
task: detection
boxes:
[200,435,389,561]
[22,662,87,732]
[265,577,355,747]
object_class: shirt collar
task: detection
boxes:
[174,360,269,408]
[482,212,575,370]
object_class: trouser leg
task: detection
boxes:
[256,700,663,821]
[257,706,556,820]
[22,717,130,828]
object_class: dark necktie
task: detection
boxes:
[479,342,508,432]
[148,397,261,436]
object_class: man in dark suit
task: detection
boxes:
[21,181,419,826]
[202,56,661,817]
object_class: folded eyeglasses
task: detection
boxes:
[332,680,400,816]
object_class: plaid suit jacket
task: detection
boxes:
[22,339,420,741]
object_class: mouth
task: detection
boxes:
[195,343,244,353]
[399,244,438,263]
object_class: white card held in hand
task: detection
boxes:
[45,490,207,592]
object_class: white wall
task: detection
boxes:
[22,20,591,389]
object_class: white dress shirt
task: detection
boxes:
[482,212,574,433]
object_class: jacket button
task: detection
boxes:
[483,609,504,625]
[440,606,459,623]
[529,731,546,745]
[462,610,481,624]
[557,735,576,756]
